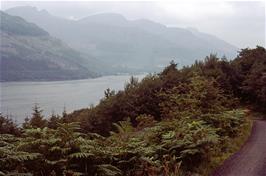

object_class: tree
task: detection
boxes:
[104,88,115,99]
[232,46,266,110]
[28,103,47,128]
[47,111,60,129]
[124,76,139,90]
[0,114,20,135]
[62,106,67,119]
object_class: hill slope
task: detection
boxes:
[6,6,238,71]
[3,47,266,175]
[0,11,98,81]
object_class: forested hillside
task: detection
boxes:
[0,47,265,175]
[0,11,98,81]
[6,6,238,72]
[65,46,266,135]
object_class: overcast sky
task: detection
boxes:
[1,1,265,48]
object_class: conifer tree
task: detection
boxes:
[29,103,46,128]
[48,110,60,129]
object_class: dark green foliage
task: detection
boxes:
[232,46,266,110]
[24,104,47,129]
[0,114,21,136]
[0,110,247,175]
[1,46,264,175]
[191,47,266,111]
[0,123,83,175]
[47,112,61,129]
[192,54,237,95]
[158,73,228,119]
[68,74,164,135]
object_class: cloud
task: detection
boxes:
[155,1,234,20]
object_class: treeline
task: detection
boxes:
[0,46,265,176]
[194,46,266,110]
[65,46,266,135]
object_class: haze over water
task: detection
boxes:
[0,74,146,124]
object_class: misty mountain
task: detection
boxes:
[0,11,99,81]
[5,6,238,70]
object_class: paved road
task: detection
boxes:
[212,120,266,176]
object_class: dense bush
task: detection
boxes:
[232,46,266,110]
[193,47,266,110]
[1,68,250,175]
[0,114,21,136]
[1,46,264,175]
[67,46,266,135]
[0,110,247,175]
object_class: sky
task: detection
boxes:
[1,1,265,48]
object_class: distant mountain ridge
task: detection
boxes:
[0,11,98,81]
[1,11,48,36]
[5,6,238,71]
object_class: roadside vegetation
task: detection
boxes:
[0,46,265,175]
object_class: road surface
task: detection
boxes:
[212,120,266,176]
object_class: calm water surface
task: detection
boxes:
[0,74,146,124]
